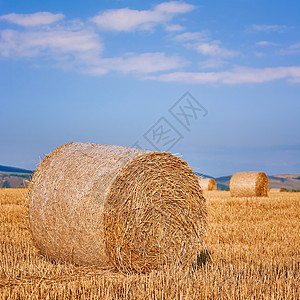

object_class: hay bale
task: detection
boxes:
[198,178,217,191]
[230,171,269,197]
[269,188,284,193]
[28,142,206,273]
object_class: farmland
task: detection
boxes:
[0,188,299,299]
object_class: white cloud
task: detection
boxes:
[250,24,288,33]
[290,43,300,49]
[1,9,298,86]
[164,24,185,32]
[279,42,300,55]
[147,66,300,84]
[0,26,185,75]
[86,52,187,75]
[148,71,219,83]
[91,1,195,31]
[0,28,103,66]
[155,1,194,14]
[254,52,265,57]
[256,41,278,46]
[174,31,205,42]
[0,10,188,76]
[290,43,300,50]
[0,12,64,27]
[222,66,300,84]
[195,41,238,57]
[174,31,238,57]
[199,58,228,69]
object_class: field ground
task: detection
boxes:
[0,189,299,299]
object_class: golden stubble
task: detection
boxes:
[0,188,299,299]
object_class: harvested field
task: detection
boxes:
[0,188,299,299]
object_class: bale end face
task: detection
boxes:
[104,152,207,273]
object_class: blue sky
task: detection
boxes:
[0,0,299,177]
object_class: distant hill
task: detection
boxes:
[267,174,300,190]
[214,175,232,191]
[195,173,214,179]
[1,164,299,190]
[0,165,33,174]
[0,165,33,188]
[196,173,230,190]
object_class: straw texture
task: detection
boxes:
[28,142,206,273]
[230,172,269,197]
[198,178,217,191]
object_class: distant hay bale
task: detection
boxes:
[230,171,269,197]
[269,188,284,193]
[28,142,206,273]
[198,178,217,191]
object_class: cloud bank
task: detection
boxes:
[0,3,299,85]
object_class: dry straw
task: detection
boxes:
[198,178,217,191]
[269,188,284,193]
[230,171,269,197]
[28,142,206,273]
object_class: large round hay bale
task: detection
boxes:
[28,142,206,273]
[269,188,284,193]
[198,178,217,191]
[229,171,269,197]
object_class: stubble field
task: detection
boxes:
[0,188,299,299]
